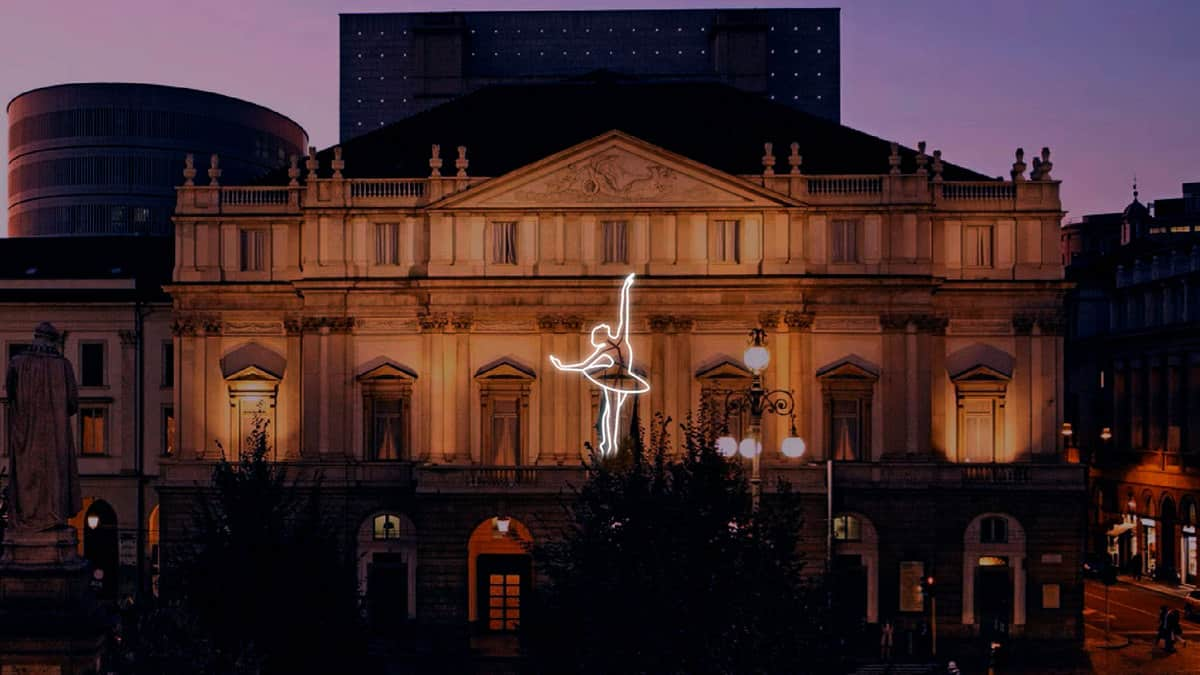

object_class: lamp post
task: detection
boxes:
[715,328,805,510]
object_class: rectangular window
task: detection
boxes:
[831,219,859,263]
[80,406,108,456]
[239,228,267,272]
[715,219,740,263]
[162,406,175,457]
[80,342,105,387]
[374,223,401,265]
[161,342,174,387]
[601,220,628,264]
[962,398,996,462]
[964,225,994,268]
[367,396,407,460]
[831,398,863,461]
[487,573,522,631]
[7,343,31,362]
[488,397,521,465]
[491,221,517,265]
[899,561,925,612]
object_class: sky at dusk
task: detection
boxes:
[2,0,1198,236]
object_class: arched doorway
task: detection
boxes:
[1182,498,1198,585]
[468,516,533,643]
[83,500,118,600]
[148,505,160,598]
[1161,495,1177,583]
[962,513,1026,637]
[356,512,417,632]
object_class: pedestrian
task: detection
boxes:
[880,619,894,661]
[947,660,961,675]
[1157,605,1169,648]
[1168,607,1184,652]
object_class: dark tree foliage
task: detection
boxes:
[528,408,829,675]
[124,419,365,674]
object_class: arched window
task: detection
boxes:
[373,514,404,540]
[833,514,862,542]
[980,516,1008,544]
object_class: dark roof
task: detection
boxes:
[268,78,993,183]
[0,236,172,302]
[1122,197,1150,223]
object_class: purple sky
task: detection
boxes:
[3,0,1198,236]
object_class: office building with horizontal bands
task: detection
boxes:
[7,83,307,237]
[340,8,839,141]
[161,78,1083,656]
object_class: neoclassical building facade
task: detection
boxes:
[159,81,1084,647]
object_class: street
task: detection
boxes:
[1084,578,1200,673]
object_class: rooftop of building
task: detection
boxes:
[0,235,172,302]
[273,77,992,183]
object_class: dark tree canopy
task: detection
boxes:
[528,409,829,674]
[124,420,365,674]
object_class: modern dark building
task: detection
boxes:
[1064,182,1200,584]
[7,83,307,237]
[339,8,840,141]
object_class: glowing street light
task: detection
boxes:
[715,327,805,509]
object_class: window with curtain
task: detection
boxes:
[830,398,865,461]
[833,514,862,542]
[375,223,401,265]
[819,360,877,462]
[488,397,521,465]
[80,406,108,455]
[715,219,740,263]
[962,398,997,462]
[831,219,860,263]
[366,396,407,460]
[239,228,267,272]
[601,220,628,264]
[491,221,517,265]
[963,225,994,268]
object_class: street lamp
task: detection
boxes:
[715,328,805,510]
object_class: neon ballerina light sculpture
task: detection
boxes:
[549,273,650,456]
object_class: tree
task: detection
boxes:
[125,419,365,674]
[528,408,829,674]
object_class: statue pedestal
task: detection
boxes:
[0,529,105,675]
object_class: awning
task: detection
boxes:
[1107,523,1135,537]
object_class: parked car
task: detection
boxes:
[1183,590,1200,619]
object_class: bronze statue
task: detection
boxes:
[5,322,81,532]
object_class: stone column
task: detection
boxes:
[880,314,910,457]
[1012,316,1034,460]
[921,316,949,460]
[419,314,450,463]
[453,315,473,465]
[1168,353,1183,453]
[672,317,694,444]
[785,312,814,458]
[200,316,224,460]
[537,316,559,465]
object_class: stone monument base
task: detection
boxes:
[0,529,105,675]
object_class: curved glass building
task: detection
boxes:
[7,83,307,237]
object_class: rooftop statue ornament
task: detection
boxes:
[888,142,901,175]
[287,154,300,186]
[305,146,319,180]
[931,150,944,182]
[1011,148,1027,182]
[4,323,81,534]
[915,141,929,176]
[761,142,776,177]
[182,153,196,186]
[1036,147,1053,181]
[430,144,443,177]
[331,146,345,179]
[549,274,650,457]
[207,153,221,186]
[456,145,469,177]
[788,142,803,175]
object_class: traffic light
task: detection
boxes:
[921,574,937,597]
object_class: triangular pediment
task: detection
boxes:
[475,358,537,380]
[696,357,752,380]
[431,131,800,210]
[224,365,281,383]
[357,357,418,381]
[816,355,880,381]
[950,365,1011,383]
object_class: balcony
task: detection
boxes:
[830,462,1085,491]
[415,464,588,494]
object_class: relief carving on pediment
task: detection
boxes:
[509,150,740,204]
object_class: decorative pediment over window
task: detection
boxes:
[695,356,752,381]
[357,357,418,381]
[475,358,537,380]
[221,342,285,381]
[946,343,1014,381]
[431,131,800,210]
[816,355,881,381]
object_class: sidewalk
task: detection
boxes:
[1119,574,1196,600]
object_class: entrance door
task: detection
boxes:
[367,552,408,632]
[477,554,531,632]
[832,555,867,626]
[976,562,1013,638]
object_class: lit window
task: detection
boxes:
[80,406,108,456]
[375,223,401,265]
[239,228,268,272]
[374,515,403,541]
[491,222,518,265]
[833,515,862,541]
[601,220,628,264]
[162,406,175,456]
[981,517,1008,544]
[715,220,740,263]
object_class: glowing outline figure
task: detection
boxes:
[549,273,649,456]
